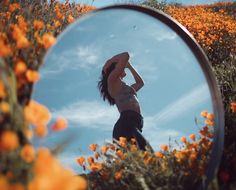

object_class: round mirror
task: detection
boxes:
[32,4,224,189]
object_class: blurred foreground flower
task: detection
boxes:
[0,130,19,152]
[51,117,68,131]
[29,148,87,190]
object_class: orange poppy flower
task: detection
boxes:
[25,69,40,83]
[89,162,103,172]
[200,110,208,118]
[14,61,27,75]
[33,20,44,30]
[9,3,20,12]
[67,15,75,23]
[101,146,109,154]
[189,134,196,141]
[42,33,56,49]
[116,150,125,159]
[0,39,12,57]
[180,136,187,144]
[16,35,30,49]
[0,102,10,113]
[77,156,85,166]
[24,100,51,128]
[155,151,164,158]
[89,144,98,152]
[34,125,48,138]
[160,144,169,152]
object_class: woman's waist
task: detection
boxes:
[119,109,143,119]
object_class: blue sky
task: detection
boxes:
[32,6,215,173]
[60,0,236,8]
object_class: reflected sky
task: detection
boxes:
[32,8,213,173]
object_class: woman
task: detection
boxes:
[98,52,151,151]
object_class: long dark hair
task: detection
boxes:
[97,62,117,105]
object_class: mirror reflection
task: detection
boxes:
[32,8,213,173]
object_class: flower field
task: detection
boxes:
[0,0,235,189]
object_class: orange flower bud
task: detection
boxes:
[189,134,196,141]
[51,117,68,131]
[20,144,35,163]
[25,69,40,83]
[0,130,19,151]
[89,144,98,152]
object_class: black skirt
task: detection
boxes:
[112,110,147,151]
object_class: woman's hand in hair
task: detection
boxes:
[103,52,129,73]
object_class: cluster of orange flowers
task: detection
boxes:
[166,2,236,53]
[0,147,87,190]
[76,111,214,182]
[0,1,95,104]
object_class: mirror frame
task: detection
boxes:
[42,4,224,189]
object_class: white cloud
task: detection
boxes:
[51,100,119,130]
[41,44,100,77]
